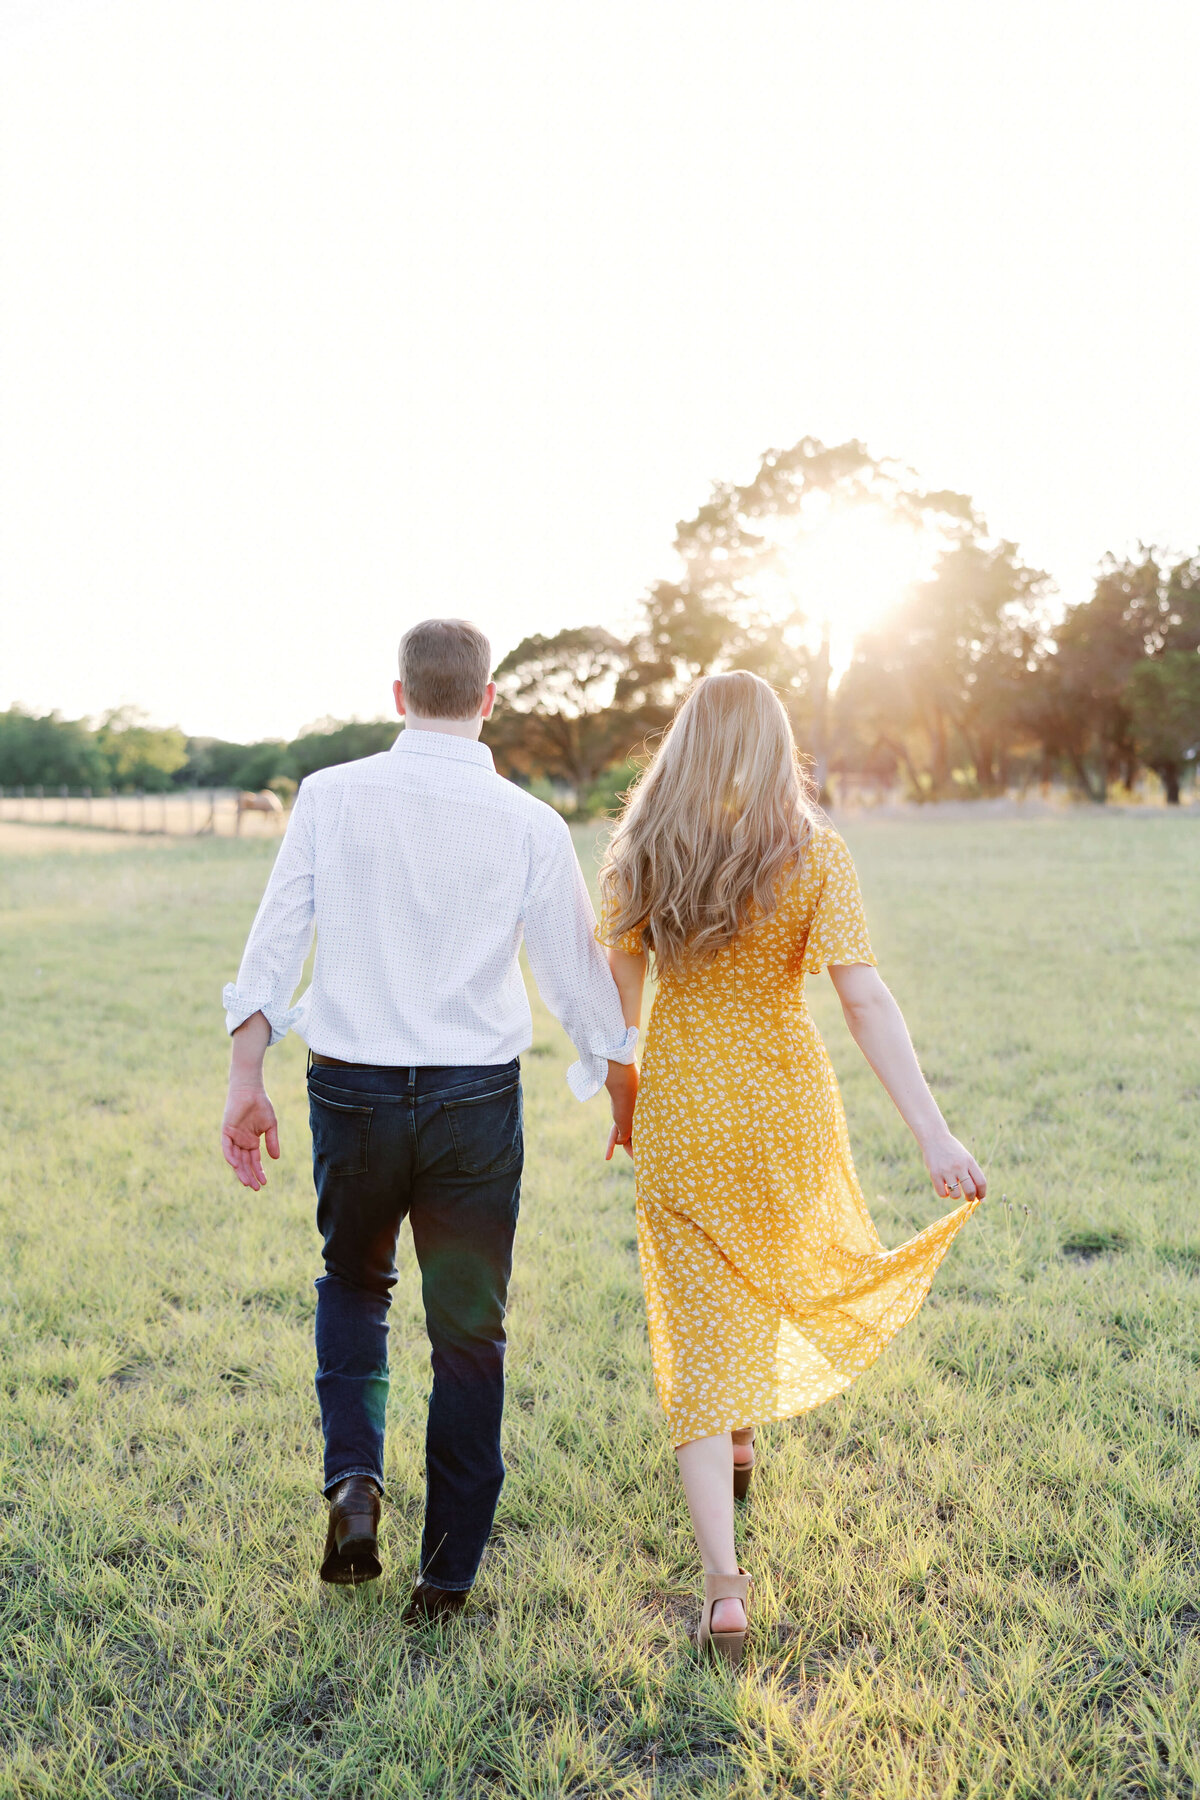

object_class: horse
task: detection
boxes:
[235,790,285,834]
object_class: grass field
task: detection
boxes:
[1,813,1199,1798]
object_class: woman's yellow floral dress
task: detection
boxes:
[604,825,979,1448]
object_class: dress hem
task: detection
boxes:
[662,1196,981,1448]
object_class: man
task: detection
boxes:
[220,619,637,1618]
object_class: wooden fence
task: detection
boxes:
[0,787,288,837]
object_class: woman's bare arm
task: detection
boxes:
[827,962,986,1201]
[607,946,646,1029]
[604,946,647,1160]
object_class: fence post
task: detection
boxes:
[36,784,44,819]
[84,786,93,825]
[138,788,146,834]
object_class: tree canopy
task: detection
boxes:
[7,437,1199,809]
[488,628,666,792]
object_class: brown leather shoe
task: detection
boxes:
[402,1579,469,1624]
[319,1476,382,1585]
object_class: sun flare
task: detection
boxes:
[757,505,930,679]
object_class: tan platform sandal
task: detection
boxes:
[696,1569,753,1667]
[732,1426,755,1501]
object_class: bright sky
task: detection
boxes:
[2,0,1198,742]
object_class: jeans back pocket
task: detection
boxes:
[444,1081,523,1176]
[309,1088,373,1177]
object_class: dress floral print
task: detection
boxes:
[602,826,978,1448]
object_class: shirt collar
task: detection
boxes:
[390,728,495,771]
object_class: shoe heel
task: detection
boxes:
[697,1570,753,1669]
[709,1627,748,1667]
[732,1427,755,1502]
[336,1515,378,1556]
[333,1517,381,1583]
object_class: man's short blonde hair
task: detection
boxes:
[397,619,493,720]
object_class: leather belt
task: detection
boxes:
[310,1052,373,1069]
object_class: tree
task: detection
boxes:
[834,540,1051,797]
[631,436,981,793]
[182,737,288,790]
[936,544,1051,793]
[95,707,188,792]
[180,738,286,788]
[831,653,930,797]
[286,719,398,780]
[489,628,657,792]
[0,706,109,788]
[1126,651,1200,802]
[1037,549,1200,801]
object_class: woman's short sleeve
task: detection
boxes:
[801,829,877,974]
[596,894,647,956]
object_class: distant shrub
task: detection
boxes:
[94,708,188,792]
[578,759,641,819]
[182,737,290,791]
[0,706,108,788]
[524,777,576,817]
[287,719,398,780]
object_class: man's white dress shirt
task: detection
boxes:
[222,729,636,1099]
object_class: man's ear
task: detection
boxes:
[393,679,406,718]
[480,681,497,721]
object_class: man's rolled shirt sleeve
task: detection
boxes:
[222,782,317,1045]
[521,813,638,1100]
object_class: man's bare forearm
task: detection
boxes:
[222,1011,281,1189]
[230,1010,271,1087]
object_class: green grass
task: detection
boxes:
[1,813,1198,1798]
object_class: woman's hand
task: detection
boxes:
[605,1122,634,1162]
[923,1133,986,1201]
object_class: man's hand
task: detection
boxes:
[604,1059,638,1162]
[222,1083,280,1190]
[221,1011,279,1190]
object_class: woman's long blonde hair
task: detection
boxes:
[599,670,819,976]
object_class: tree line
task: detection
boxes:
[6,436,1199,808]
[0,707,398,797]
[488,438,1200,807]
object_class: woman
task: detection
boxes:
[599,671,985,1666]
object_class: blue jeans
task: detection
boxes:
[308,1058,522,1592]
